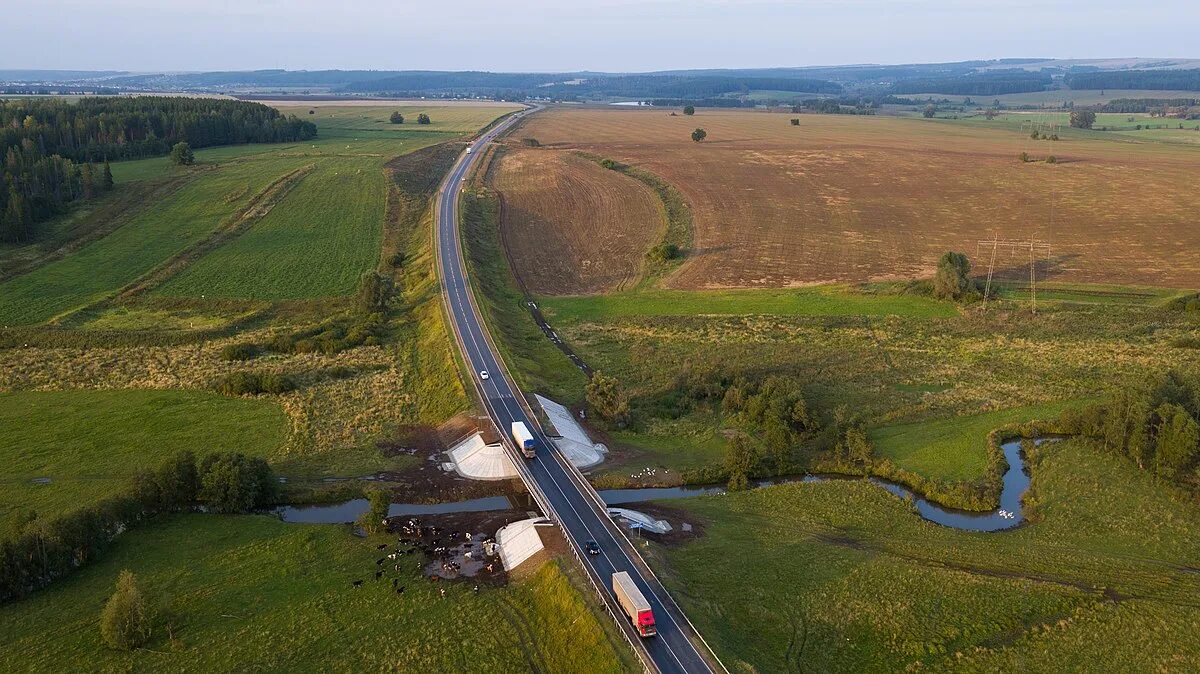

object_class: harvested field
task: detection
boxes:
[489,147,663,294]
[518,108,1200,289]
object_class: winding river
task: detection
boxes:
[278,438,1047,533]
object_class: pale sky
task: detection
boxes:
[4,0,1195,73]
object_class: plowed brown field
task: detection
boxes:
[517,108,1200,289]
[488,147,663,295]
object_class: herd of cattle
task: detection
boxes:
[351,516,503,594]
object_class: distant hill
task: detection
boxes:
[3,58,1198,101]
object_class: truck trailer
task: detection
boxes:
[510,421,537,459]
[612,571,656,637]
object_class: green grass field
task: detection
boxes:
[0,514,628,673]
[156,162,387,300]
[540,286,956,324]
[0,104,518,320]
[0,159,296,325]
[0,389,287,533]
[647,438,1200,672]
[532,286,1199,483]
[868,401,1083,482]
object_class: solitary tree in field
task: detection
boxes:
[922,104,937,118]
[984,109,998,120]
[416,113,431,125]
[683,105,695,116]
[169,142,194,166]
[691,128,707,142]
[1069,110,1096,129]
[100,570,153,650]
[790,118,800,126]
[389,111,404,124]
[933,251,975,301]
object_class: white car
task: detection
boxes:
[479,370,489,381]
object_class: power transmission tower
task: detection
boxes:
[975,238,1052,313]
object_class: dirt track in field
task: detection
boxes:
[488,147,664,295]
[516,108,1200,289]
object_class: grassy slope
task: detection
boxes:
[461,188,587,402]
[0,390,286,532]
[868,401,1082,481]
[649,439,1200,672]
[0,514,627,673]
[0,158,296,325]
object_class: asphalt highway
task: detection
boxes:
[434,108,715,674]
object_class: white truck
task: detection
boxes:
[510,421,537,459]
[612,571,656,637]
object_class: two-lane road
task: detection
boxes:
[434,108,716,674]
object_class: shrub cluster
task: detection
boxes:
[213,370,296,396]
[0,451,278,602]
[646,243,681,263]
[219,343,260,361]
[267,312,386,356]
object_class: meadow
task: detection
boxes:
[513,107,1200,290]
[0,514,629,673]
[527,286,1200,486]
[644,438,1200,672]
[869,400,1084,482]
[0,389,286,534]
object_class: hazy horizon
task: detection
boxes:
[4,0,1197,73]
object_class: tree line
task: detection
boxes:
[0,97,317,164]
[1,146,112,243]
[1059,371,1200,490]
[1065,69,1200,92]
[0,451,278,603]
[1095,98,1199,113]
[0,97,317,244]
[891,72,1053,96]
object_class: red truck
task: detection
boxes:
[612,571,656,637]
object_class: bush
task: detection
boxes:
[1171,336,1200,349]
[521,137,540,147]
[646,242,681,263]
[100,570,153,650]
[1046,155,1057,164]
[388,252,405,268]
[932,251,976,301]
[356,270,394,315]
[416,113,431,125]
[1019,152,1031,162]
[790,118,800,126]
[358,488,391,534]
[169,142,194,166]
[214,371,296,396]
[198,453,278,514]
[389,111,404,124]
[219,343,259,361]
[586,372,631,428]
[683,105,695,116]
[691,128,707,142]
[599,158,621,170]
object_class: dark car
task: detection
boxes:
[584,540,601,556]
